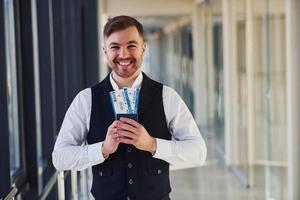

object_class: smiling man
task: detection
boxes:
[52,15,207,200]
[104,25,145,83]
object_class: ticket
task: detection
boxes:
[109,90,129,114]
[124,88,140,114]
[109,88,140,117]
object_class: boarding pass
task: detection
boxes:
[109,88,140,116]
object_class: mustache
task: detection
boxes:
[113,57,136,63]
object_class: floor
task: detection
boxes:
[169,162,265,200]
[169,138,266,200]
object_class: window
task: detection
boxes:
[4,0,22,176]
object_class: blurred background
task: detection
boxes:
[1,0,300,199]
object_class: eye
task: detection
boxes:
[110,46,119,50]
[128,45,137,49]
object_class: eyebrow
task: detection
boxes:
[109,41,139,47]
[127,40,138,44]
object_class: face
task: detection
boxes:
[103,26,146,79]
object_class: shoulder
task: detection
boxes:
[161,85,189,124]
[73,88,91,105]
[162,85,186,113]
[65,88,91,117]
[77,88,91,98]
[162,85,182,102]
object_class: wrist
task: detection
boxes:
[101,143,109,159]
[150,137,157,156]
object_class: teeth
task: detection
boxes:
[119,61,131,66]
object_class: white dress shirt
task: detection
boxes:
[52,72,207,171]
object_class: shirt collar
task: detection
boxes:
[109,72,143,90]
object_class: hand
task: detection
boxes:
[102,121,120,157]
[116,117,157,154]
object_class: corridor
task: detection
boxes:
[1,0,300,199]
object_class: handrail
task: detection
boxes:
[4,186,18,200]
[57,171,66,200]
[39,171,59,200]
[3,171,61,200]
[2,170,76,200]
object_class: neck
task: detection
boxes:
[112,70,141,88]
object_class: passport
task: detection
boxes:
[116,113,138,122]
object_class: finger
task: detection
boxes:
[112,132,119,138]
[119,117,140,128]
[117,130,137,140]
[119,137,134,145]
[108,127,117,135]
[109,120,118,129]
[117,122,136,133]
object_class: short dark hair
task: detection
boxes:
[103,15,144,40]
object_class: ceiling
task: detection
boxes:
[135,16,182,35]
[102,0,194,35]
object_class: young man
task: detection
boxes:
[52,15,207,200]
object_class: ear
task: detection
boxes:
[102,46,107,55]
[142,42,146,53]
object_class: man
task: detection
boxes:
[52,15,206,200]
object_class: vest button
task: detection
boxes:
[157,169,162,174]
[128,179,133,184]
[99,171,103,176]
[128,163,133,168]
[127,147,132,152]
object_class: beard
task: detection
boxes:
[110,57,141,78]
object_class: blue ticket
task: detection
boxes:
[109,88,140,117]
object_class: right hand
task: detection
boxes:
[102,121,120,157]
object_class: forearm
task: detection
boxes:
[153,137,207,166]
[52,142,105,171]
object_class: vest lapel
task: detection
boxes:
[99,74,115,121]
[138,73,161,116]
[101,74,114,91]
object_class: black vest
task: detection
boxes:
[87,73,172,200]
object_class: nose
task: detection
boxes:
[119,47,129,58]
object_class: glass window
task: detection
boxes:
[4,0,21,176]
[209,0,225,152]
[252,0,287,199]
[234,0,248,182]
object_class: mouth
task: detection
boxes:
[114,58,136,67]
[118,60,134,67]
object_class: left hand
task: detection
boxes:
[116,117,156,154]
